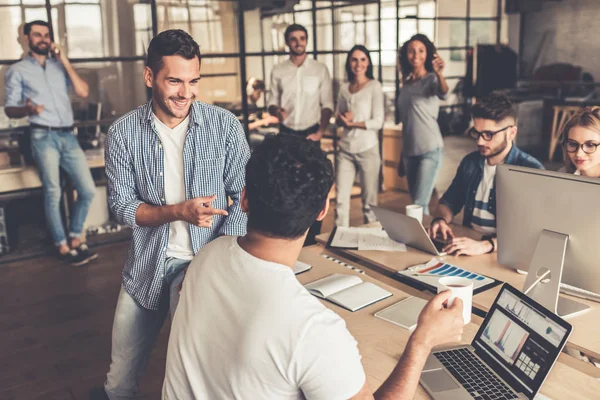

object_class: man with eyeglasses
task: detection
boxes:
[428,93,543,256]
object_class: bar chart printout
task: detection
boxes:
[482,310,529,364]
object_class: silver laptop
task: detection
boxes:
[370,205,448,256]
[420,284,572,400]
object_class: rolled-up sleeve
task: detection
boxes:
[4,67,24,108]
[364,81,384,131]
[219,117,250,236]
[104,125,143,227]
[319,65,334,112]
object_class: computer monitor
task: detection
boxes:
[496,165,600,318]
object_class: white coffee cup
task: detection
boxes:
[437,276,473,325]
[405,204,424,224]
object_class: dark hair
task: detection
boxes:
[398,34,436,80]
[245,134,334,239]
[284,24,308,42]
[252,79,265,91]
[345,45,374,82]
[472,92,517,122]
[146,29,201,75]
[24,20,50,36]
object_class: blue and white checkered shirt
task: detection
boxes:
[105,100,249,310]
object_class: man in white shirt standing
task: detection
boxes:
[163,134,464,400]
[268,23,334,245]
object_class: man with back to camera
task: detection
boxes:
[429,92,544,256]
[268,23,334,245]
[96,29,250,400]
[162,134,464,399]
[4,20,97,266]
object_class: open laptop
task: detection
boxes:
[370,205,448,256]
[420,283,572,400]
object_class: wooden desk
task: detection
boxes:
[297,245,600,398]
[316,221,600,365]
[0,148,105,194]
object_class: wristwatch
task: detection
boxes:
[486,238,495,254]
[431,217,448,225]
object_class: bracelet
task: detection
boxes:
[431,217,448,225]
[486,238,495,254]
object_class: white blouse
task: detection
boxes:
[336,79,384,154]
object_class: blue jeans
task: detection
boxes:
[403,147,443,215]
[104,257,190,400]
[30,128,95,246]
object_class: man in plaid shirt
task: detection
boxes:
[98,29,249,400]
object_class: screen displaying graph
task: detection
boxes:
[481,310,529,364]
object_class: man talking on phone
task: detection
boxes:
[4,20,97,266]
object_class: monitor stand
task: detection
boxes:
[522,229,589,318]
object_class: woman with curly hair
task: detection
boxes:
[397,34,448,214]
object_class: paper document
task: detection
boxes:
[329,227,383,248]
[358,230,407,252]
[305,273,392,312]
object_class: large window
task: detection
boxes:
[1,0,505,134]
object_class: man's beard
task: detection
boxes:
[289,47,306,56]
[155,93,196,119]
[30,42,49,56]
[483,135,510,159]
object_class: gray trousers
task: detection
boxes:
[335,145,381,227]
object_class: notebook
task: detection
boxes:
[294,260,312,275]
[305,273,392,312]
[375,296,428,331]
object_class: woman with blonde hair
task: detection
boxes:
[561,106,600,177]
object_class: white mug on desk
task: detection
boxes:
[437,276,473,324]
[405,204,423,224]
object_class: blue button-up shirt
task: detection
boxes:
[440,144,544,231]
[105,100,250,310]
[4,54,74,127]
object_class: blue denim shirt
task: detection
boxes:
[4,54,74,127]
[440,144,544,230]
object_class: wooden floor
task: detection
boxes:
[0,190,418,400]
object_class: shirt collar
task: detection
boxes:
[288,55,312,68]
[141,99,201,126]
[478,142,518,169]
[25,52,52,66]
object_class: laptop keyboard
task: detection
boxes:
[435,348,520,400]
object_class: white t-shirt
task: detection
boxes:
[163,236,366,400]
[153,114,194,260]
[471,162,497,234]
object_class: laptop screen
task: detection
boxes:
[472,284,572,399]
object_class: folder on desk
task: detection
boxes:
[305,273,392,312]
[396,258,501,295]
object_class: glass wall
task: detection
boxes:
[254,0,503,130]
[1,0,505,134]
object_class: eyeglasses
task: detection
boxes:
[563,139,600,154]
[468,125,513,141]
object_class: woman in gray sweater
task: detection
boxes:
[397,34,448,214]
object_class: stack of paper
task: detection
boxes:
[329,227,407,252]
